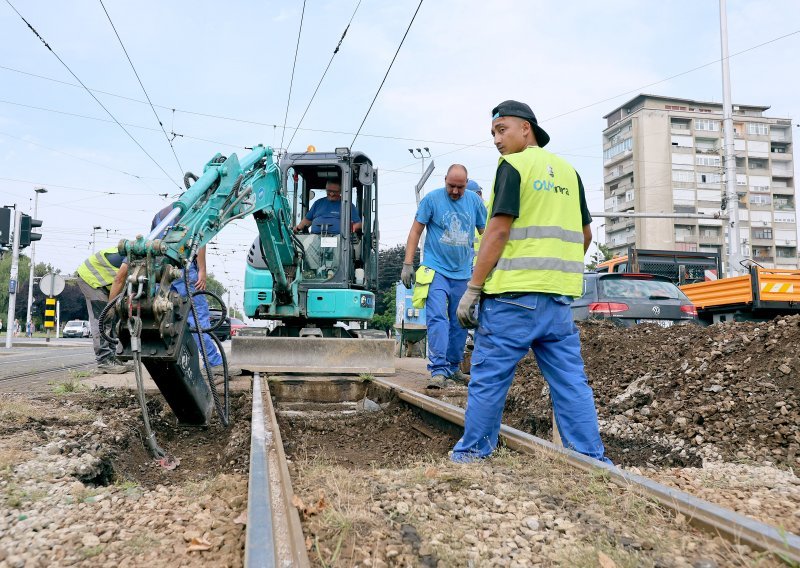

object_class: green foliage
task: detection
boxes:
[205,272,227,297]
[585,241,613,271]
[368,245,419,331]
[0,253,76,326]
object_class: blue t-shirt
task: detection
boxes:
[415,188,486,280]
[305,198,361,235]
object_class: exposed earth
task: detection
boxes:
[505,317,800,472]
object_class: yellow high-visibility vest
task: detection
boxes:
[484,147,584,297]
[76,247,121,289]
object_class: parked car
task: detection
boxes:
[229,317,246,337]
[572,273,698,327]
[63,320,91,338]
[208,309,231,341]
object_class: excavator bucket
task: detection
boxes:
[230,332,396,375]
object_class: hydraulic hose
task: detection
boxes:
[184,269,229,427]
[98,294,122,345]
[184,171,199,189]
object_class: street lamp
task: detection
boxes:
[408,147,431,176]
[25,187,47,331]
[91,225,102,253]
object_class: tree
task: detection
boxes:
[585,241,613,271]
[369,245,419,330]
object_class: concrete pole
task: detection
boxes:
[720,0,743,277]
[5,208,22,349]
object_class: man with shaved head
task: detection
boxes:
[402,163,487,387]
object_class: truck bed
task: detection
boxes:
[681,267,800,317]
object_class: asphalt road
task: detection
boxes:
[0,339,95,393]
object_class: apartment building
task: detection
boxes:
[602,94,796,269]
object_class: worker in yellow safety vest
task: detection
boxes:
[466,180,484,263]
[76,247,133,374]
[452,100,611,464]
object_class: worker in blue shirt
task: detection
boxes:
[401,164,487,387]
[294,180,362,235]
[149,204,227,373]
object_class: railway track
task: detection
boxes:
[0,349,95,386]
[243,373,800,566]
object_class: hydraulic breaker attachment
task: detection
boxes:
[117,294,214,425]
[231,330,395,375]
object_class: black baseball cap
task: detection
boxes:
[491,100,550,147]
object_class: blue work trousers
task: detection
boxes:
[171,264,223,367]
[452,293,610,463]
[425,272,469,377]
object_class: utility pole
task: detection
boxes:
[5,207,21,349]
[719,0,743,277]
[91,225,102,253]
[25,187,47,329]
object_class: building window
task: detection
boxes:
[750,185,770,193]
[696,156,721,167]
[697,172,722,184]
[695,119,720,132]
[666,105,688,111]
[752,228,773,240]
[747,122,769,136]
[777,247,797,259]
[749,194,772,206]
[625,190,634,203]
[749,158,767,170]
[771,145,787,154]
[604,138,632,160]
[672,170,694,183]
[701,227,720,237]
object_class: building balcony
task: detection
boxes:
[699,235,723,244]
[604,162,634,183]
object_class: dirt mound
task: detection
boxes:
[504,317,800,470]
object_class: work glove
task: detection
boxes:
[457,283,483,329]
[400,263,415,289]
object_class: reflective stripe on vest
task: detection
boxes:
[77,247,119,289]
[484,147,584,297]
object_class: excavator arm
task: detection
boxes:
[113,145,300,425]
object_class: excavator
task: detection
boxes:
[106,145,394,437]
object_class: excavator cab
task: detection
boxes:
[234,148,393,375]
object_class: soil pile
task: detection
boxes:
[504,316,800,469]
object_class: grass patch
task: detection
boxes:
[4,484,48,508]
[50,379,88,395]
[358,373,374,382]
[69,369,93,379]
[0,399,47,424]
[80,545,104,558]
[125,533,160,554]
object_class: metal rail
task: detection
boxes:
[0,361,95,384]
[244,373,309,568]
[375,377,800,564]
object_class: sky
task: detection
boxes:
[1,0,798,315]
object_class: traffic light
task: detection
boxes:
[19,214,43,248]
[0,207,10,245]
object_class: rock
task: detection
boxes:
[523,517,540,531]
[395,502,409,515]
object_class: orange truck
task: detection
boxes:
[596,248,800,324]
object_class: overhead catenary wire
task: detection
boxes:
[279,0,307,152]
[286,0,362,150]
[3,23,796,152]
[98,0,184,176]
[3,0,181,189]
[350,0,424,148]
